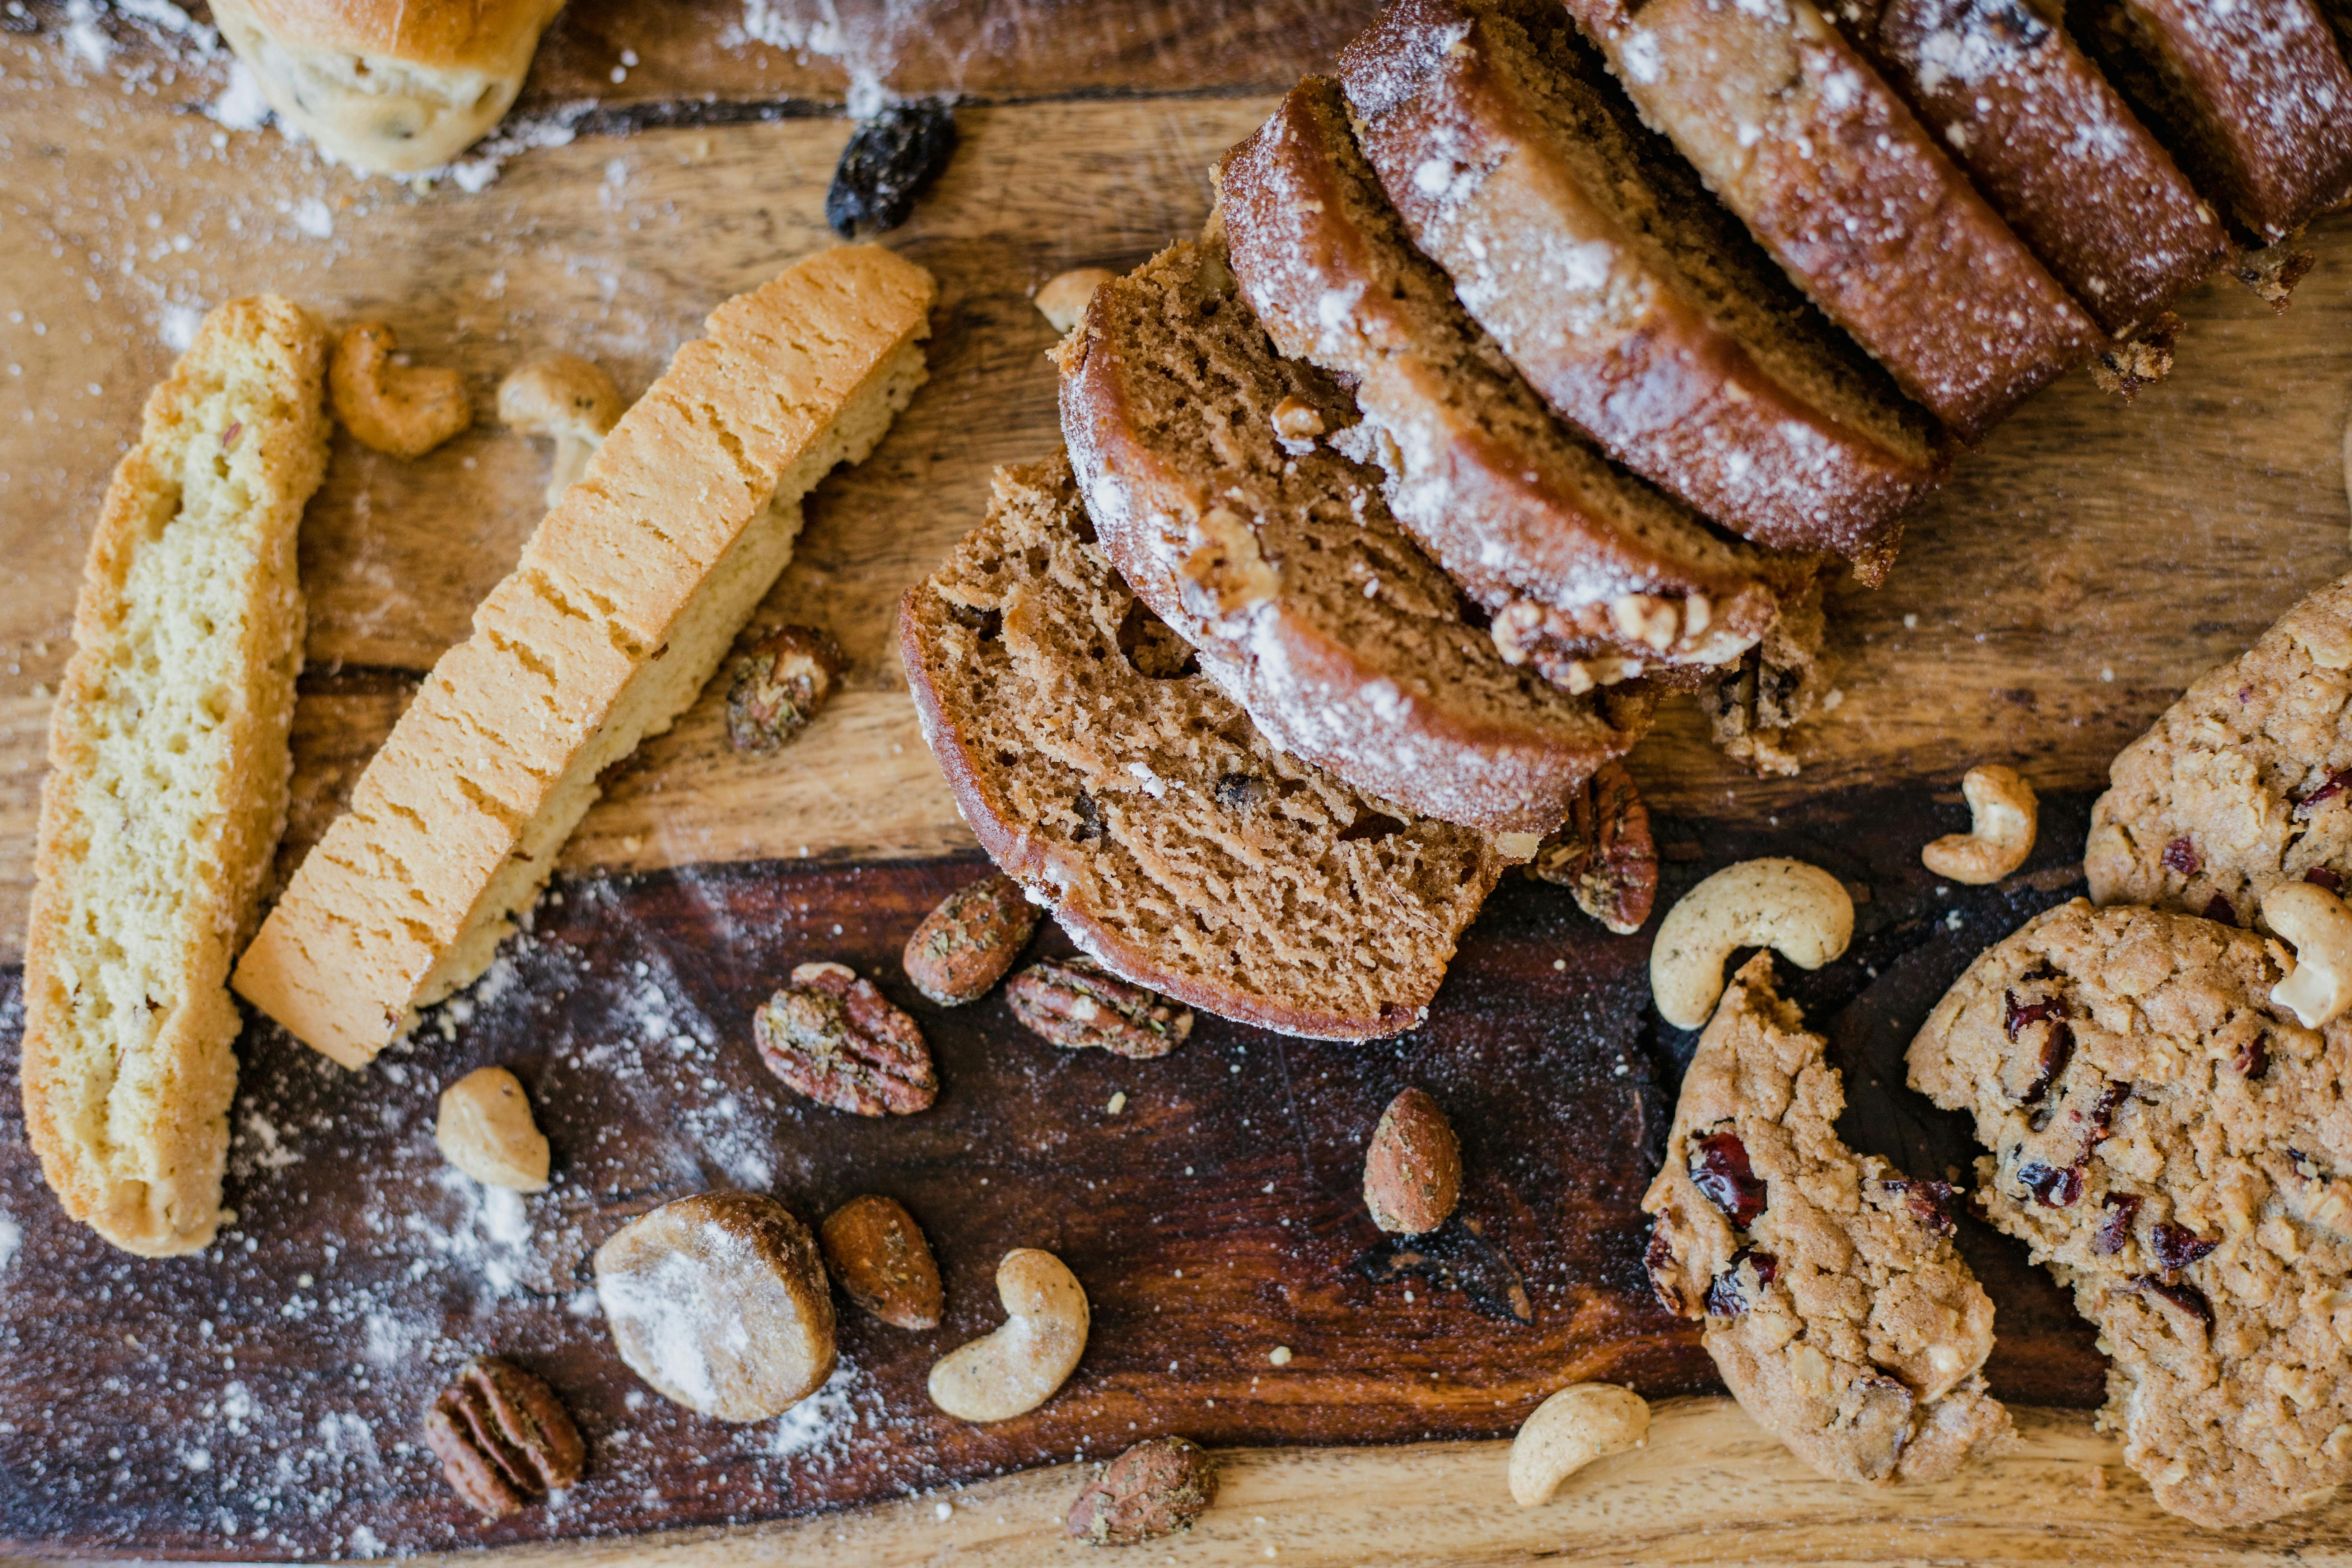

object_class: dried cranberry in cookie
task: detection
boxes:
[1643,954,2009,1485]
[1910,898,2352,1528]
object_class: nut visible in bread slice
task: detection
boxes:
[234,246,936,1069]
[20,295,331,1255]
[900,454,1508,1040]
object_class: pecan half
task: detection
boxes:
[424,1356,585,1519]
[1065,1435,1219,1546]
[1005,957,1193,1058]
[754,962,937,1115]
[903,872,1042,1006]
[1530,761,1657,934]
[726,625,846,753]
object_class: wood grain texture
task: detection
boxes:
[0,782,2157,1558]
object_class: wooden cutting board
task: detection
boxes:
[3,1,2352,1560]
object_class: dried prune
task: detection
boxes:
[1689,1129,1766,1227]
[826,100,958,237]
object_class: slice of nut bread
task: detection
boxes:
[899,454,1507,1040]
[22,296,330,1256]
[2074,0,2352,245]
[1217,77,1815,693]
[1825,0,2228,337]
[1341,0,1946,577]
[1057,236,1650,836]
[1564,0,2100,442]
[234,246,935,1069]
[1645,955,2012,1484]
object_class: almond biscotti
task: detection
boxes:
[22,296,330,1256]
[234,246,935,1069]
[901,454,1507,1040]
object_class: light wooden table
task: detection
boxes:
[4,1,2352,1561]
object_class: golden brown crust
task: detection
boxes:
[22,295,330,1256]
[234,246,935,1069]
[237,0,565,70]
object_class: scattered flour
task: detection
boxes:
[205,59,273,131]
[156,300,204,351]
[0,1217,19,1278]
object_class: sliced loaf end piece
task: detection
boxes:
[900,453,1506,1041]
[1342,0,1945,572]
[1058,234,1651,835]
[1565,0,2100,441]
[23,295,331,1255]
[1218,75,1817,685]
[234,246,936,1069]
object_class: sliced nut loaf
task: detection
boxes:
[2074,0,2352,245]
[1058,236,1650,836]
[23,296,330,1255]
[1826,0,2228,337]
[1218,76,1812,694]
[1341,0,1945,577]
[899,454,1507,1040]
[235,246,935,1069]
[1645,955,2011,1484]
[1563,0,2099,441]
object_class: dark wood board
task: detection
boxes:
[0,783,2104,1558]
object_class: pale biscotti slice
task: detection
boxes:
[1057,236,1650,837]
[22,296,330,1256]
[1644,955,2011,1485]
[235,246,935,1069]
[1341,0,1946,575]
[1563,0,2100,442]
[1824,0,2227,337]
[2086,571,2352,928]
[1909,901,2352,1527]
[900,454,1507,1041]
[2075,0,2352,244]
[1218,77,1816,694]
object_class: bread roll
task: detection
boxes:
[210,0,568,175]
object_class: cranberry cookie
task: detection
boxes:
[1910,899,2352,1527]
[2087,573,2352,928]
[1644,955,2010,1484]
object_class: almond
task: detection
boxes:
[1362,1087,1461,1235]
[820,1194,944,1330]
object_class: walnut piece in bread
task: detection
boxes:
[210,0,568,176]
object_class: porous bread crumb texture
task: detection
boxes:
[1216,75,1810,677]
[23,295,330,1257]
[1909,901,2352,1527]
[1058,234,1647,836]
[1644,955,2011,1485]
[898,454,1505,1041]
[1564,0,2096,442]
[1826,0,2226,337]
[2086,571,2352,928]
[2073,0,2352,244]
[233,246,936,1069]
[1340,0,1941,569]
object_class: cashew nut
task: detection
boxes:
[1035,267,1115,333]
[1508,1382,1649,1506]
[435,1065,550,1191]
[1920,765,2037,885]
[928,1248,1089,1422]
[2265,881,2352,1028]
[329,322,473,458]
[498,353,624,507]
[1649,858,1854,1029]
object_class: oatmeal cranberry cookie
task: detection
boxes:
[2086,573,2352,928]
[1910,899,2352,1527]
[1644,954,2010,1485]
